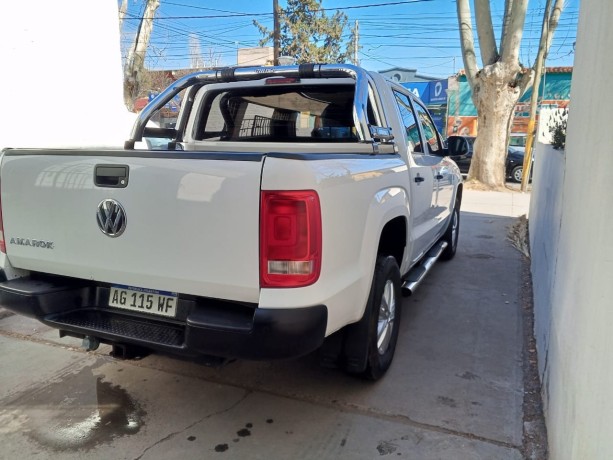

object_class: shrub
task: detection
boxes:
[548,108,568,150]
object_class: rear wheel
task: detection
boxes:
[441,200,460,261]
[360,255,402,380]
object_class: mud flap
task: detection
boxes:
[340,288,375,373]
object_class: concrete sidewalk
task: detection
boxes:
[0,188,534,459]
[461,187,531,217]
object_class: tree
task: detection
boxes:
[456,0,565,189]
[118,0,128,31]
[123,0,160,111]
[254,0,351,64]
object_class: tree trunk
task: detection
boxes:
[467,62,523,189]
[123,0,160,111]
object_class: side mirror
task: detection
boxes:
[446,135,469,158]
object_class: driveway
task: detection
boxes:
[0,189,534,459]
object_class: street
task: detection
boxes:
[0,189,532,460]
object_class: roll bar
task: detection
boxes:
[126,64,386,149]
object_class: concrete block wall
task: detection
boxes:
[529,1,613,458]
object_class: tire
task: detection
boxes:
[440,200,460,261]
[511,165,523,183]
[360,255,402,380]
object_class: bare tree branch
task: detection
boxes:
[475,0,498,65]
[519,69,534,95]
[118,0,128,31]
[500,0,528,64]
[545,0,565,51]
[124,0,160,110]
[519,0,564,97]
[499,0,514,52]
[456,0,479,85]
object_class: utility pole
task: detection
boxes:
[520,0,564,191]
[354,20,359,66]
[273,0,280,65]
[520,0,554,192]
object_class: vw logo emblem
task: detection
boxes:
[97,199,127,237]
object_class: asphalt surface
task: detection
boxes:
[0,189,533,460]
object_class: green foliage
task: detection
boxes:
[254,0,351,64]
[548,108,568,150]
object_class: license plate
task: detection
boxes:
[109,285,178,318]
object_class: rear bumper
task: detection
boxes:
[0,275,327,360]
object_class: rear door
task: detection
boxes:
[391,90,439,263]
[0,150,264,303]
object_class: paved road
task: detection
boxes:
[0,189,531,460]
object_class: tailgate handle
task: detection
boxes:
[94,164,129,188]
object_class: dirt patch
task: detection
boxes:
[463,179,532,193]
[508,215,530,258]
[520,256,549,459]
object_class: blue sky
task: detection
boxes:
[121,0,579,78]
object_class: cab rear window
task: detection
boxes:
[194,85,359,142]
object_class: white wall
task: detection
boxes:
[0,1,134,149]
[529,1,613,458]
[529,143,565,380]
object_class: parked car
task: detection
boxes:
[448,135,531,183]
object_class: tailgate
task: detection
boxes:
[0,150,263,303]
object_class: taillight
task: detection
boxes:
[0,193,5,253]
[265,77,300,85]
[260,190,322,288]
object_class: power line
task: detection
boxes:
[121,0,578,75]
[124,0,434,20]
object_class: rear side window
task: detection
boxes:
[195,85,359,142]
[413,102,442,154]
[393,90,423,154]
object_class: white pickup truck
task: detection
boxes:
[0,64,463,379]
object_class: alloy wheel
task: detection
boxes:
[377,280,396,354]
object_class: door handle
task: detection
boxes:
[94,164,129,188]
[414,176,425,183]
[435,174,444,180]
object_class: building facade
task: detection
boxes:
[378,67,449,134]
[447,67,572,145]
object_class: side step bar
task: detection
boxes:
[401,240,448,296]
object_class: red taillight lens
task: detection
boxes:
[0,193,5,253]
[260,190,322,288]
